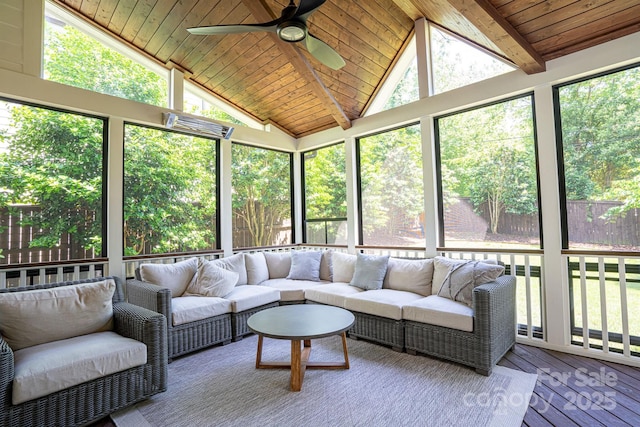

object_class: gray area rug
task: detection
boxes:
[113,334,536,427]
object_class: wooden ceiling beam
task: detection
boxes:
[241,0,351,131]
[443,0,546,74]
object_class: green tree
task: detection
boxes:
[0,18,220,260]
[304,144,347,219]
[45,23,166,106]
[559,67,640,219]
[124,126,218,255]
[0,105,104,253]
[360,124,424,244]
[438,97,538,235]
[232,145,292,247]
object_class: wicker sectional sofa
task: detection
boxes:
[127,250,515,375]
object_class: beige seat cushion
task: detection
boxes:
[12,331,146,405]
[261,278,327,302]
[224,285,280,312]
[402,295,474,332]
[0,280,115,351]
[304,282,363,307]
[344,289,423,320]
[171,296,232,326]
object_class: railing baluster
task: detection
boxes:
[618,258,630,358]
[525,255,533,340]
[579,256,589,350]
[598,257,609,353]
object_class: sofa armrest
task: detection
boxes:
[113,301,168,392]
[0,337,14,411]
[126,279,172,325]
[472,275,517,342]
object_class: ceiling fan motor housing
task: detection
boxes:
[277,20,307,42]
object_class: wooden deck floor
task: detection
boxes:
[94,343,640,427]
[499,344,640,426]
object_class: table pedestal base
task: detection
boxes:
[255,333,350,391]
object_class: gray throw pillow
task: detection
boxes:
[350,253,390,290]
[287,251,322,281]
[435,257,504,307]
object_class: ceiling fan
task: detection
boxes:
[187,0,345,70]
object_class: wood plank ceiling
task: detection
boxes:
[53,0,640,138]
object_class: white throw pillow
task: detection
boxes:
[211,253,248,286]
[383,258,434,296]
[245,252,269,285]
[287,251,322,281]
[139,257,198,297]
[349,253,389,290]
[264,252,292,279]
[332,252,357,283]
[433,256,504,307]
[0,280,115,351]
[185,258,239,297]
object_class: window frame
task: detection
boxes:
[122,121,221,257]
[433,92,543,249]
[553,62,640,251]
[231,142,295,249]
[300,142,347,244]
[356,121,421,247]
[0,96,108,263]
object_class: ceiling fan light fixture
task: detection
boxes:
[277,21,307,42]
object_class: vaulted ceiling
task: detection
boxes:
[52,0,640,137]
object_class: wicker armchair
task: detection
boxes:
[0,276,168,427]
[126,279,233,359]
[404,275,516,375]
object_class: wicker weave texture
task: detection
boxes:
[231,302,279,341]
[169,314,232,358]
[350,312,405,351]
[126,279,233,359]
[0,277,167,427]
[404,275,517,375]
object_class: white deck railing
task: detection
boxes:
[0,260,108,288]
[564,252,640,360]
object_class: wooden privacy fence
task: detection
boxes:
[3,199,639,264]
[450,198,640,246]
[0,206,95,265]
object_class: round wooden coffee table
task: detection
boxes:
[247,304,355,391]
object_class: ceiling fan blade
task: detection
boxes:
[188,22,277,36]
[304,33,345,70]
[295,0,327,21]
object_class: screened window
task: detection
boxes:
[358,124,424,246]
[556,65,640,251]
[436,96,540,249]
[232,144,292,248]
[44,6,167,107]
[184,88,245,126]
[382,57,419,111]
[430,26,514,95]
[0,99,105,265]
[123,125,218,256]
[556,66,640,355]
[303,143,347,244]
